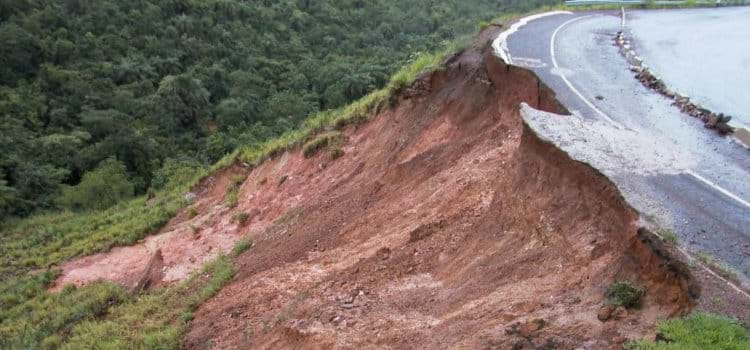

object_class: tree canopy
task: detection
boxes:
[0,0,556,219]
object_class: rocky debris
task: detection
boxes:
[407,220,445,243]
[614,31,736,136]
[597,305,629,322]
[404,72,433,98]
[612,335,628,345]
[597,305,616,322]
[376,247,391,261]
[506,319,547,339]
[613,306,629,320]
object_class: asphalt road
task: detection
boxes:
[498,9,750,282]
[630,7,750,128]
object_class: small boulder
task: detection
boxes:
[613,306,628,320]
[519,319,546,338]
[706,114,720,128]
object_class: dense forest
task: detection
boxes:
[0,0,555,220]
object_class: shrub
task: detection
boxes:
[657,228,679,245]
[224,175,245,209]
[626,313,750,349]
[607,281,644,308]
[187,207,198,219]
[225,190,238,208]
[150,159,205,191]
[329,147,345,160]
[58,158,134,211]
[41,335,62,350]
[233,212,250,226]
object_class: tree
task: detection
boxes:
[215,98,251,130]
[154,74,210,131]
[58,158,134,211]
[0,22,41,85]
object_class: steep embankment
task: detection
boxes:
[54,29,697,348]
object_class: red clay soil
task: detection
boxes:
[174,36,698,349]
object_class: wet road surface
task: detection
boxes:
[629,7,750,128]
[499,9,750,281]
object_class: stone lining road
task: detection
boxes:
[630,7,750,128]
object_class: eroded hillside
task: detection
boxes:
[47,29,710,349]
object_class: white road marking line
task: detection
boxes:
[687,170,750,210]
[493,11,574,65]
[550,15,626,130]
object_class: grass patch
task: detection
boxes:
[696,252,738,281]
[58,256,235,350]
[0,281,128,349]
[607,281,645,308]
[657,228,679,245]
[231,238,253,258]
[224,175,246,209]
[626,313,750,350]
[233,212,250,226]
[187,207,198,219]
[0,164,209,315]
[302,131,343,158]
[329,147,345,160]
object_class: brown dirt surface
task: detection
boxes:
[179,35,697,349]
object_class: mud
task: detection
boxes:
[166,34,694,349]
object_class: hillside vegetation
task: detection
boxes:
[0,0,552,219]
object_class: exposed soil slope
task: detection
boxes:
[171,34,695,349]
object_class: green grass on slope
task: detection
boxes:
[627,313,750,350]
[59,256,235,350]
[0,165,208,309]
[0,282,127,349]
[0,254,233,350]
[212,43,456,171]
